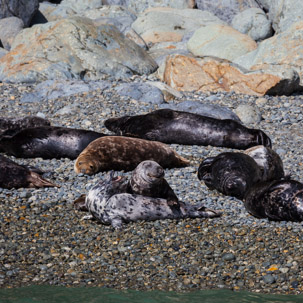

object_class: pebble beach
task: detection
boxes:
[1,79,303,295]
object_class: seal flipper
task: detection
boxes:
[111,217,124,230]
[73,194,88,211]
[197,206,222,218]
[27,171,58,188]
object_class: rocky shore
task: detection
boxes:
[1,81,303,295]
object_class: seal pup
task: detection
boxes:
[0,126,106,159]
[104,109,271,149]
[244,145,285,181]
[244,179,303,221]
[0,116,51,137]
[0,155,58,189]
[74,136,189,175]
[81,172,220,230]
[74,160,179,211]
[198,152,262,200]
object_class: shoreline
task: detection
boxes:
[0,81,303,295]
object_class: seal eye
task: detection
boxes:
[89,164,94,170]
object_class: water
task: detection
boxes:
[0,287,302,303]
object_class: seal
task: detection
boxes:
[244,145,285,181]
[104,108,272,149]
[0,126,106,159]
[244,179,303,221]
[74,160,179,211]
[74,136,189,175]
[0,116,51,137]
[0,154,58,189]
[80,172,220,229]
[198,152,262,200]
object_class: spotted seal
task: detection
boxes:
[104,109,271,149]
[244,145,285,181]
[244,179,303,221]
[74,136,189,175]
[0,116,51,137]
[0,155,57,189]
[80,172,220,229]
[198,152,262,200]
[0,126,106,159]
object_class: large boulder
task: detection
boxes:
[0,17,158,83]
[0,17,24,50]
[163,55,301,96]
[104,0,195,13]
[0,0,39,26]
[195,0,261,24]
[234,21,303,86]
[187,24,257,61]
[231,8,272,41]
[257,0,303,33]
[131,7,225,44]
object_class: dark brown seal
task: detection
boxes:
[0,126,106,159]
[0,116,51,137]
[74,136,189,175]
[244,145,285,181]
[198,152,262,200]
[244,179,303,221]
[104,108,271,149]
[79,172,220,230]
[0,154,58,189]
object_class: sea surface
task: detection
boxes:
[0,287,302,303]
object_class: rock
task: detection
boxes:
[234,21,303,87]
[60,0,103,12]
[258,0,303,33]
[114,82,165,104]
[38,1,76,22]
[0,17,158,83]
[234,104,262,124]
[231,8,272,42]
[104,0,195,13]
[195,0,261,24]
[131,7,225,44]
[263,274,276,284]
[0,48,8,59]
[146,81,183,101]
[160,100,241,122]
[187,24,257,61]
[222,253,236,261]
[20,80,111,103]
[0,0,39,26]
[0,17,24,50]
[163,55,301,96]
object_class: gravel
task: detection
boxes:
[0,78,303,294]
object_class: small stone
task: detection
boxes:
[263,274,276,284]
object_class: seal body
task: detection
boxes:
[74,136,189,175]
[127,160,179,207]
[104,109,271,149]
[198,152,262,200]
[0,126,106,159]
[244,145,284,181]
[84,173,220,229]
[244,179,303,221]
[0,155,57,189]
[0,116,51,137]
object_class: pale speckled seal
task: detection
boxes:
[80,172,220,229]
[104,108,272,149]
[0,126,106,159]
[244,179,303,221]
[74,160,179,211]
[0,116,51,137]
[198,152,262,200]
[244,145,285,181]
[74,136,189,175]
[0,154,57,189]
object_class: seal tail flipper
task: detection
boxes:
[197,206,222,218]
[28,171,59,188]
[73,194,88,211]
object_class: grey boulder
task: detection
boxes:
[0,17,24,50]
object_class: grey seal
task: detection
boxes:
[244,179,303,221]
[198,152,262,200]
[0,154,57,189]
[0,126,106,159]
[79,172,220,230]
[104,108,271,149]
